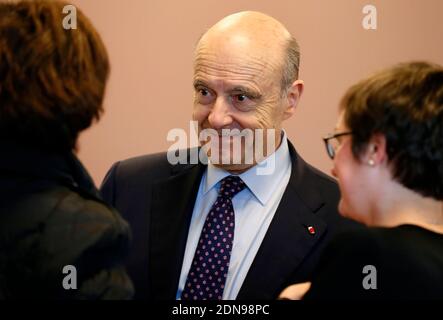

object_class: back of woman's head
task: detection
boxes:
[341,61,443,200]
[0,0,109,151]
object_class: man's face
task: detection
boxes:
[192,35,287,172]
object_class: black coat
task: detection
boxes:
[304,225,443,299]
[0,141,134,299]
[100,141,362,300]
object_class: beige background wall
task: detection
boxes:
[71,0,443,185]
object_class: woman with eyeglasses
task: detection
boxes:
[280,61,443,299]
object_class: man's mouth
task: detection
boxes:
[201,127,245,138]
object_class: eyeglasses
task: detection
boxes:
[322,131,353,159]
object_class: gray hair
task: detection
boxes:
[281,35,300,91]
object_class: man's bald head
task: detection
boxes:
[192,11,304,172]
[196,11,300,90]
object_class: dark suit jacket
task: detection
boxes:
[100,141,361,300]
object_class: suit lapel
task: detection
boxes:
[237,142,328,299]
[149,162,206,299]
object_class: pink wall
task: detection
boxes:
[71,0,443,185]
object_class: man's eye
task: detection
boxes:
[196,88,214,105]
[234,94,249,102]
[199,89,210,96]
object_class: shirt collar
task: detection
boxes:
[204,130,291,206]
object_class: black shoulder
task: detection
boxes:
[50,190,134,299]
[321,227,383,257]
[302,228,383,300]
[29,187,132,272]
[54,187,131,239]
[0,187,133,299]
[108,148,199,186]
[121,151,171,173]
[303,227,443,300]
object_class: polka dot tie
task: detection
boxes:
[181,175,246,300]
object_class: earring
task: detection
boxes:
[368,159,375,166]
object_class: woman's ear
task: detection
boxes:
[364,133,387,166]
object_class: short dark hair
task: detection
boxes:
[340,61,443,200]
[0,0,109,151]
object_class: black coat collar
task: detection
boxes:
[0,141,101,204]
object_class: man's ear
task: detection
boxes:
[283,79,304,120]
[363,133,387,166]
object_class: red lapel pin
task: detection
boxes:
[307,226,316,235]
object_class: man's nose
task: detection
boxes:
[207,97,233,129]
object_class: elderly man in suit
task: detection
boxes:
[101,11,359,300]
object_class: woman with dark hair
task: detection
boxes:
[0,1,133,299]
[280,61,443,299]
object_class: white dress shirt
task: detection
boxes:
[176,131,292,299]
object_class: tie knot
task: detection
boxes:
[218,175,246,199]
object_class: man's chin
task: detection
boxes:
[205,146,255,166]
[211,162,255,174]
